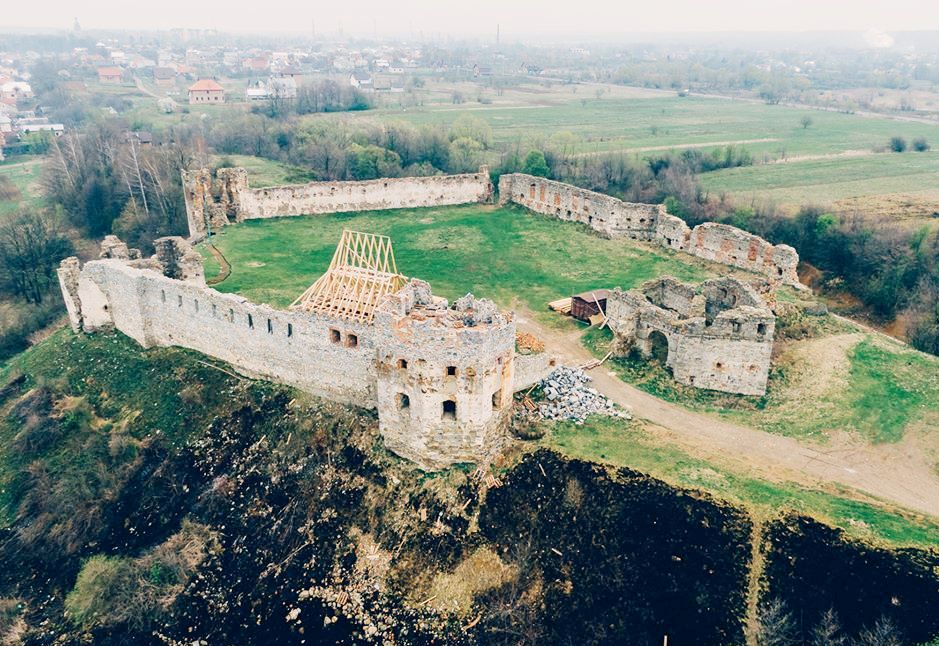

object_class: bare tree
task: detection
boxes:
[811,609,846,646]
[855,617,904,646]
[0,211,73,304]
[754,598,798,646]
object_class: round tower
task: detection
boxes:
[373,283,515,469]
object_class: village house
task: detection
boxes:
[0,81,32,102]
[152,66,176,87]
[188,79,225,104]
[97,66,124,84]
[350,70,373,90]
[245,79,270,102]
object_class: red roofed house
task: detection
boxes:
[188,79,225,105]
[97,66,124,84]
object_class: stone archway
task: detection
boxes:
[648,330,670,365]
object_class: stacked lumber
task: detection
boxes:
[548,297,572,315]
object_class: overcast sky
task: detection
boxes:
[2,0,939,36]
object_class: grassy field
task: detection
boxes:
[544,416,939,549]
[199,203,717,314]
[97,71,939,221]
[374,94,939,157]
[699,150,939,219]
[582,325,939,446]
[0,158,44,218]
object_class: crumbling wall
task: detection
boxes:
[498,173,661,240]
[500,173,801,286]
[607,277,775,396]
[58,238,535,469]
[688,223,799,285]
[57,257,83,333]
[183,166,494,238]
[62,256,377,407]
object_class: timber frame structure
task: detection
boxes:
[291,229,407,324]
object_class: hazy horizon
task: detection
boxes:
[2,0,939,39]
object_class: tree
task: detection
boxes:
[346,144,402,180]
[855,617,904,646]
[522,150,550,177]
[754,598,798,646]
[0,210,74,304]
[800,116,813,129]
[447,137,483,173]
[889,136,907,152]
[912,137,930,152]
[449,115,492,149]
[810,609,846,646]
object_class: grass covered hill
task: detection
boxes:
[0,330,938,644]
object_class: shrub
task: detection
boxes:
[65,556,141,630]
[522,150,550,177]
[889,136,907,152]
[912,137,930,152]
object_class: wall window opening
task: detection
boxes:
[287,323,293,338]
[346,333,358,348]
[177,294,183,307]
[247,313,254,329]
[330,328,341,344]
[267,318,273,334]
[492,390,502,410]
[442,399,456,420]
[161,289,166,303]
[397,393,410,409]
[757,323,766,336]
[446,366,457,377]
[398,359,408,369]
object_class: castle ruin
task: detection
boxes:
[605,276,776,395]
[498,173,800,287]
[57,232,552,470]
[183,165,493,239]
[57,167,801,467]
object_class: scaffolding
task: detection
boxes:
[291,230,407,323]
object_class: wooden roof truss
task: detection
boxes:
[291,229,406,323]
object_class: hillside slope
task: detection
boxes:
[0,331,937,645]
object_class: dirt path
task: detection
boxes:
[205,244,232,286]
[516,310,939,518]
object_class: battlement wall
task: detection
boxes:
[498,173,661,240]
[499,173,800,286]
[184,166,493,237]
[65,259,377,406]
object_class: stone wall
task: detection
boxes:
[606,277,776,396]
[499,173,800,286]
[498,173,662,240]
[184,166,493,238]
[65,258,377,406]
[58,237,543,470]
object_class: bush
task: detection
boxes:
[522,150,550,177]
[65,556,141,630]
[912,137,930,152]
[65,521,217,631]
[889,136,907,152]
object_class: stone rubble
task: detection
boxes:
[536,366,632,423]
